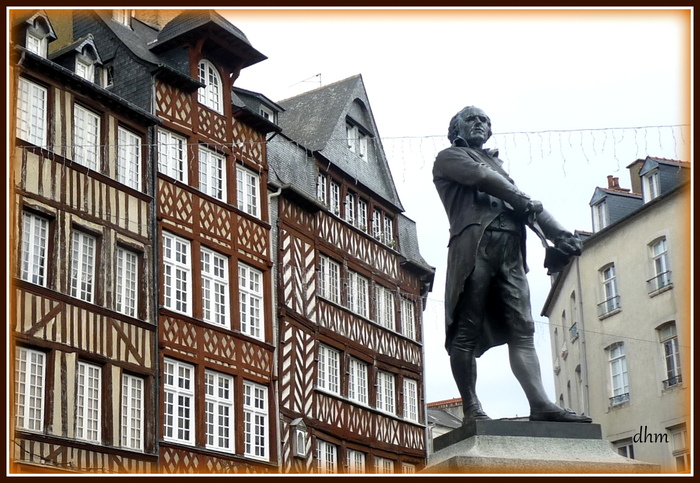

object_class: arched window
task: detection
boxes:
[198,59,222,113]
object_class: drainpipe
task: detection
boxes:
[574,257,591,417]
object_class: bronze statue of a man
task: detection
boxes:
[433,106,591,424]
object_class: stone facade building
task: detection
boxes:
[541,157,691,472]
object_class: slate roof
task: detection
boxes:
[49,33,102,64]
[427,408,462,429]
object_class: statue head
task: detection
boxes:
[447,106,492,148]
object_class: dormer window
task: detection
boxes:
[642,170,660,202]
[76,57,94,82]
[198,60,223,114]
[259,105,276,124]
[592,199,608,232]
[26,31,47,57]
[112,9,132,27]
[25,16,53,58]
[346,123,369,161]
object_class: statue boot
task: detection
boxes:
[508,335,592,423]
[450,348,491,424]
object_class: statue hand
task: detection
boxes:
[555,233,582,256]
[525,200,543,224]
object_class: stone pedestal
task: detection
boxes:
[424,419,660,474]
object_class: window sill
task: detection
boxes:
[649,284,673,298]
[598,308,622,320]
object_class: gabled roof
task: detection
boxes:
[49,33,102,65]
[638,156,690,177]
[12,9,57,41]
[276,75,404,210]
[589,186,642,206]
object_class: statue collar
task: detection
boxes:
[452,137,499,158]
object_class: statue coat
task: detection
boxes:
[433,144,568,356]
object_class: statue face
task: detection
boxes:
[457,107,492,148]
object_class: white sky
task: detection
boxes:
[224,7,692,419]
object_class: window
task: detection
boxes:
[14,347,45,432]
[317,345,340,394]
[237,167,260,218]
[345,192,356,224]
[76,362,102,442]
[375,284,395,331]
[157,129,187,182]
[372,209,382,240]
[162,232,191,315]
[26,30,47,57]
[383,216,394,246]
[569,292,579,341]
[593,200,607,231]
[121,374,144,451]
[598,264,620,317]
[201,248,229,328]
[347,271,369,318]
[73,105,100,170]
[347,123,357,152]
[403,378,419,422]
[347,449,366,473]
[112,9,131,26]
[668,424,689,472]
[402,463,416,474]
[614,438,635,459]
[199,146,225,201]
[346,123,368,160]
[608,343,629,405]
[198,60,222,113]
[316,174,327,205]
[117,127,141,190]
[401,297,415,340]
[70,231,97,303]
[318,255,340,304]
[316,440,338,473]
[259,105,275,123]
[163,359,194,445]
[16,77,47,146]
[648,238,671,292]
[20,212,49,286]
[358,132,368,159]
[205,370,234,453]
[375,456,394,474]
[643,170,660,202]
[658,323,681,388]
[376,370,395,414]
[75,57,94,82]
[239,263,264,340]
[330,182,341,215]
[115,247,138,317]
[101,64,114,88]
[243,381,268,460]
[348,358,368,405]
[358,200,368,232]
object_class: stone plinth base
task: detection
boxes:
[424,420,660,474]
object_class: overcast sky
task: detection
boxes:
[223,7,692,419]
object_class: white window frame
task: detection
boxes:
[347,449,366,474]
[73,104,100,170]
[121,374,144,451]
[163,358,195,445]
[205,370,234,453]
[198,59,222,114]
[608,343,629,404]
[401,297,416,340]
[593,200,607,231]
[318,255,340,304]
[383,215,394,245]
[375,456,394,474]
[76,361,102,442]
[358,199,368,232]
[658,323,681,387]
[317,345,340,394]
[75,57,94,82]
[375,284,396,331]
[346,123,357,152]
[115,246,138,317]
[112,9,132,27]
[345,192,356,225]
[239,262,264,340]
[316,174,327,205]
[21,211,49,286]
[358,132,368,160]
[668,424,689,472]
[650,238,671,291]
[348,358,368,405]
[157,129,187,182]
[26,30,47,57]
[117,127,141,190]
[70,230,97,303]
[643,170,660,202]
[199,146,226,201]
[162,232,191,316]
[403,378,419,422]
[316,440,338,474]
[201,248,229,328]
[237,166,260,218]
[17,77,48,147]
[402,463,416,474]
[376,370,395,415]
[372,209,382,240]
[330,181,341,215]
[347,271,369,318]
[15,347,46,432]
[243,381,268,461]
[599,264,620,316]
[101,64,114,88]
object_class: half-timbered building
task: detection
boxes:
[10,9,161,474]
[262,75,435,473]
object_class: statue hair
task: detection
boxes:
[447,106,492,144]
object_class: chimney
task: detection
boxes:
[606,175,630,192]
[132,9,184,30]
[627,158,645,194]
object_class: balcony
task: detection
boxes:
[609,393,630,406]
[597,295,621,318]
[663,374,682,389]
[647,271,673,294]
